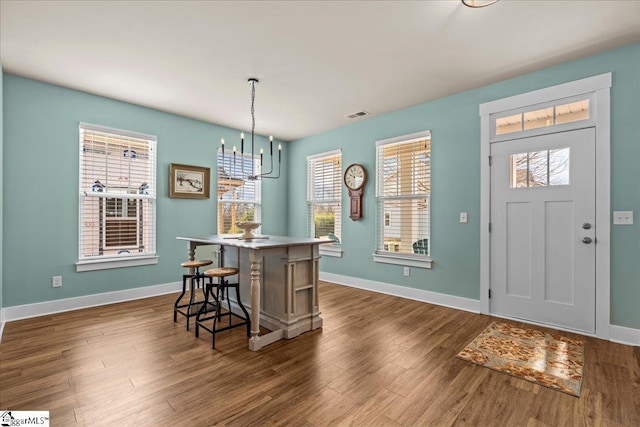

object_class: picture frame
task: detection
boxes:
[169,163,210,199]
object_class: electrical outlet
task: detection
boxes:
[403,267,410,277]
[460,212,468,223]
[52,276,62,288]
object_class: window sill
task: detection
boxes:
[320,245,343,258]
[76,255,159,272]
[372,252,432,269]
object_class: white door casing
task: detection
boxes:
[490,128,596,333]
[479,73,611,339]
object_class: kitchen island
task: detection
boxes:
[176,234,332,351]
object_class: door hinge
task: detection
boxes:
[488,289,492,299]
[489,222,492,233]
[488,156,493,166]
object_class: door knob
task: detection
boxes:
[582,237,592,244]
[582,223,592,230]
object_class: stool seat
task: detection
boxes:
[204,267,239,278]
[181,259,213,269]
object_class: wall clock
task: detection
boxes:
[344,163,367,221]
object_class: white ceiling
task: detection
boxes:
[1,1,639,142]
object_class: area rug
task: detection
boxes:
[456,322,584,396]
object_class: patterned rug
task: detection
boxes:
[456,322,585,396]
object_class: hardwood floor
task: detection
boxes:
[1,281,638,426]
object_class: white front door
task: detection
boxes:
[490,127,596,333]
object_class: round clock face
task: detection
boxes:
[344,164,367,190]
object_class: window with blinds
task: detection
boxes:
[217,151,261,234]
[376,131,430,258]
[78,123,157,265]
[307,150,342,244]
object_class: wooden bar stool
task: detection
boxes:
[174,259,213,330]
[195,267,251,349]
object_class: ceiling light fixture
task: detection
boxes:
[220,78,281,180]
[462,0,499,7]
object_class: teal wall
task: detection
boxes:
[2,74,288,307]
[288,42,640,329]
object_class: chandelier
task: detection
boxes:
[220,78,281,180]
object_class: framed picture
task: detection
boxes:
[169,163,210,199]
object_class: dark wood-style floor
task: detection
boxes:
[1,281,638,426]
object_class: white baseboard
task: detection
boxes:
[0,308,5,344]
[319,272,481,313]
[610,324,640,347]
[1,281,182,324]
[320,272,640,347]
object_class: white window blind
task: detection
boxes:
[307,150,342,242]
[376,131,430,257]
[79,124,157,263]
[217,151,261,234]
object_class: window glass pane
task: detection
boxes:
[380,139,430,197]
[217,151,261,234]
[528,151,548,187]
[496,113,523,135]
[313,203,340,238]
[218,202,257,234]
[80,197,153,257]
[510,148,570,189]
[379,198,429,255]
[555,100,589,124]
[510,152,529,188]
[218,154,258,202]
[307,152,342,241]
[549,148,570,185]
[524,107,554,131]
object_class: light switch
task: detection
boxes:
[613,211,634,225]
[460,212,468,223]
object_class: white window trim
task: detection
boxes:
[76,255,158,272]
[320,244,343,258]
[77,123,157,272]
[373,252,432,269]
[307,148,342,248]
[373,130,432,268]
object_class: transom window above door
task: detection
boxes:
[492,96,591,139]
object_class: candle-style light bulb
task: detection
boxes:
[221,138,225,155]
[233,145,237,164]
[269,135,273,155]
[278,143,282,162]
[240,132,244,154]
[260,148,264,165]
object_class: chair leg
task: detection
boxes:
[212,285,224,349]
[185,273,197,331]
[195,280,211,338]
[174,274,189,323]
